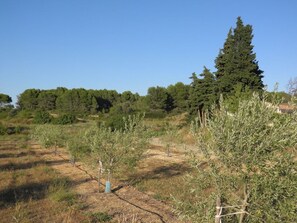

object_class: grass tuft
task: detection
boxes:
[88,211,112,222]
[47,178,77,206]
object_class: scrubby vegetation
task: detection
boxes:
[1,17,297,222]
[175,94,297,222]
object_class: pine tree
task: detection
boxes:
[215,17,264,94]
[189,67,217,115]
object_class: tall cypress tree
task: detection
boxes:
[215,17,264,94]
[189,67,217,115]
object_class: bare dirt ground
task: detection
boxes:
[25,138,190,223]
[0,135,194,222]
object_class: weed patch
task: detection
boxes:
[87,211,113,223]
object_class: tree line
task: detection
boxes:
[1,17,293,117]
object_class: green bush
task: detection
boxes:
[176,94,297,222]
[0,123,6,135]
[16,110,33,119]
[53,114,77,125]
[8,108,18,117]
[31,125,65,151]
[66,133,91,164]
[0,124,26,135]
[89,212,112,223]
[104,113,125,131]
[145,110,166,119]
[33,111,52,124]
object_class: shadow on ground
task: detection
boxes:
[0,181,50,207]
[0,159,68,171]
[127,163,191,185]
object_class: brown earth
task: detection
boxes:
[0,134,194,222]
[22,138,189,223]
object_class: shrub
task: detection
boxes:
[145,110,166,119]
[33,111,52,124]
[8,108,18,117]
[54,114,77,125]
[89,212,112,223]
[176,94,297,222]
[66,133,90,165]
[84,114,148,184]
[31,125,65,154]
[16,110,33,119]
[104,113,125,131]
[0,123,6,135]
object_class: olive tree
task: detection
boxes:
[176,94,297,222]
[84,114,148,192]
[32,124,65,155]
[288,77,297,96]
[66,132,87,166]
[164,123,179,157]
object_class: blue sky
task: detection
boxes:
[1,0,297,103]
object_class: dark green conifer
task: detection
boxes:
[189,67,217,114]
[215,17,264,94]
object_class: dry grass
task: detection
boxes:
[1,119,196,222]
[0,134,91,223]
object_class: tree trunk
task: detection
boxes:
[98,160,103,193]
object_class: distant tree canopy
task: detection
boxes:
[167,82,190,112]
[146,86,172,112]
[15,17,267,117]
[0,93,12,107]
[17,88,141,115]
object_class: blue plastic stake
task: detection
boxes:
[105,181,111,193]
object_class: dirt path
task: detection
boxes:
[30,142,186,223]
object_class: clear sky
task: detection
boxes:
[1,0,297,103]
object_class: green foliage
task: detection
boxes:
[48,178,77,206]
[0,123,25,135]
[103,101,138,130]
[223,83,254,112]
[66,132,90,162]
[17,89,40,110]
[120,91,139,103]
[144,110,166,119]
[33,111,52,124]
[189,67,218,114]
[167,82,190,112]
[104,113,126,131]
[15,110,33,119]
[176,93,297,222]
[146,86,172,112]
[31,125,65,149]
[215,17,264,94]
[55,88,97,114]
[88,212,112,222]
[8,108,18,117]
[0,123,6,135]
[53,113,77,125]
[84,114,148,174]
[37,91,57,110]
[0,93,12,107]
[266,90,291,103]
